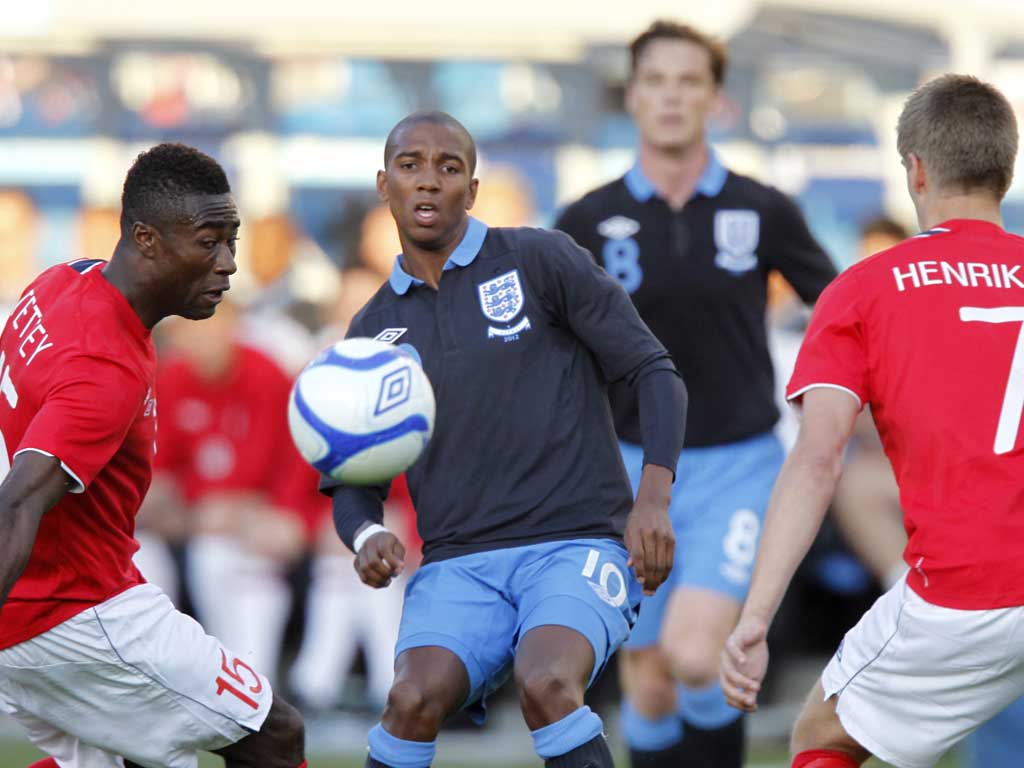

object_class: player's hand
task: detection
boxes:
[721,615,770,713]
[625,466,674,596]
[354,531,405,589]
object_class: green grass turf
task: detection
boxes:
[0,738,963,767]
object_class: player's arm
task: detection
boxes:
[326,481,404,588]
[531,229,685,592]
[721,391,859,712]
[768,191,838,303]
[0,452,76,610]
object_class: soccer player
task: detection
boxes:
[554,20,836,768]
[328,111,687,768]
[0,143,306,768]
[721,74,1024,768]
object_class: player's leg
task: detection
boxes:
[365,554,518,768]
[661,433,785,768]
[513,538,644,767]
[212,692,305,768]
[615,442,686,767]
[788,681,868,767]
[807,580,1024,768]
[514,626,614,768]
[0,583,305,768]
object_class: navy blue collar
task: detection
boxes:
[624,147,728,203]
[388,217,489,296]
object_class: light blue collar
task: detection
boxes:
[624,148,728,203]
[388,217,489,295]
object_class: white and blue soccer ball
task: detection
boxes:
[288,338,435,485]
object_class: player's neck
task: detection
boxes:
[638,140,708,210]
[103,244,161,329]
[917,193,1003,232]
[397,218,470,290]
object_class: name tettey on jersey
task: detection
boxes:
[343,216,672,564]
[554,150,836,447]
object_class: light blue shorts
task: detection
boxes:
[396,538,642,721]
[622,431,785,648]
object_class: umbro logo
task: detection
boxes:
[374,328,408,344]
[597,215,641,240]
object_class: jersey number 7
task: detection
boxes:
[959,306,1024,454]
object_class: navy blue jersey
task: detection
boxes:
[555,154,837,447]
[332,218,676,564]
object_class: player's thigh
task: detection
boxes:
[513,538,643,689]
[213,692,304,768]
[0,584,275,768]
[821,581,1024,768]
[659,587,742,685]
[791,679,870,761]
[395,556,517,710]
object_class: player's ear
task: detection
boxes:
[465,177,479,211]
[132,222,159,259]
[907,153,928,195]
[624,78,638,117]
[376,170,389,203]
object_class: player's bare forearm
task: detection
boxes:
[740,388,860,626]
[0,453,72,609]
[626,463,674,594]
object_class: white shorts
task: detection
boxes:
[821,579,1024,768]
[0,584,273,768]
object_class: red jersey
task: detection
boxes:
[0,260,156,649]
[155,344,324,533]
[789,219,1024,609]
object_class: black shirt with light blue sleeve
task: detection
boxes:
[326,217,686,563]
[554,152,837,447]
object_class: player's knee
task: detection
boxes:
[661,638,719,688]
[516,666,584,727]
[383,679,448,739]
[621,650,676,716]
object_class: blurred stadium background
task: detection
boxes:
[2,0,1022,765]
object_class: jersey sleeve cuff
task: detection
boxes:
[786,382,863,410]
[13,447,86,493]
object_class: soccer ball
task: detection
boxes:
[288,338,435,485]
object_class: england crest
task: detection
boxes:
[714,210,760,274]
[477,269,525,324]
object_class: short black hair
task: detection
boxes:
[384,111,477,175]
[629,20,728,85]
[120,143,231,237]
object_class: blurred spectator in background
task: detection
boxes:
[470,164,535,227]
[0,190,38,314]
[356,203,403,281]
[289,267,413,712]
[134,299,316,684]
[75,206,121,264]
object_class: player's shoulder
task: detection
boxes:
[483,225,581,267]
[719,170,794,211]
[559,177,629,217]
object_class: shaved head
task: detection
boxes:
[384,111,477,175]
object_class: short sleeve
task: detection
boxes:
[786,269,869,409]
[766,191,838,303]
[18,354,148,491]
[527,229,671,383]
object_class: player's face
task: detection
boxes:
[153,193,240,320]
[627,39,720,153]
[377,122,479,252]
